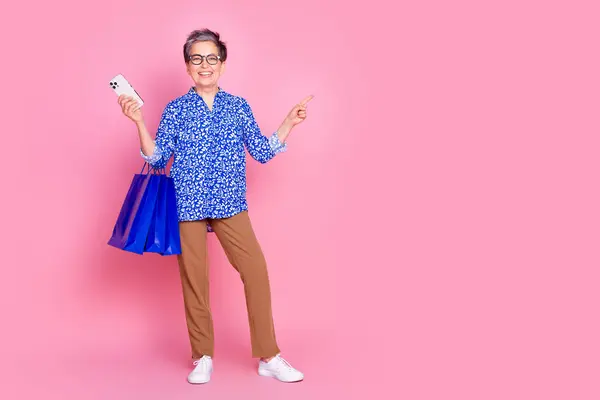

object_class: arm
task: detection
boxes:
[136,120,156,160]
[239,98,288,164]
[140,103,178,169]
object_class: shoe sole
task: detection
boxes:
[258,369,304,383]
[188,376,211,384]
[188,379,210,384]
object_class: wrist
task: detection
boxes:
[278,120,293,138]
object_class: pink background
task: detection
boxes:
[1,0,599,399]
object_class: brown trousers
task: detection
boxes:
[177,211,281,359]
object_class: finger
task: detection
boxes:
[293,105,307,116]
[125,98,138,110]
[125,101,137,115]
[121,98,133,109]
[299,95,313,105]
[129,103,140,115]
[118,95,132,106]
[299,95,314,106]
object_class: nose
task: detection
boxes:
[198,57,211,67]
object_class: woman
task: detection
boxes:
[117,28,312,384]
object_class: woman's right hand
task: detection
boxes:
[118,94,143,123]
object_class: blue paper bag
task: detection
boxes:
[161,175,182,255]
[108,164,161,254]
[144,171,168,254]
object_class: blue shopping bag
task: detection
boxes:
[144,169,168,254]
[161,175,182,255]
[108,163,161,255]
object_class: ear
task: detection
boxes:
[220,61,226,75]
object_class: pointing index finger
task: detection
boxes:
[299,95,314,106]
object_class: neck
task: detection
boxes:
[194,85,219,99]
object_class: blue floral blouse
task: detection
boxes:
[141,87,287,229]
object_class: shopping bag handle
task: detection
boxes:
[140,162,167,176]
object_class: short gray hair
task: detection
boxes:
[183,29,228,63]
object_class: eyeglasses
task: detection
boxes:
[189,54,221,65]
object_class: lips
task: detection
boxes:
[199,72,213,77]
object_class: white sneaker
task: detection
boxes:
[187,355,213,384]
[258,354,304,382]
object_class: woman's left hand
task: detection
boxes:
[284,95,314,127]
[276,95,314,143]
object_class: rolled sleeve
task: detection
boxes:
[140,146,163,164]
[269,133,287,154]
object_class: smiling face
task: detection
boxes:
[186,41,226,90]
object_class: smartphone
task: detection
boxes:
[109,74,144,106]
